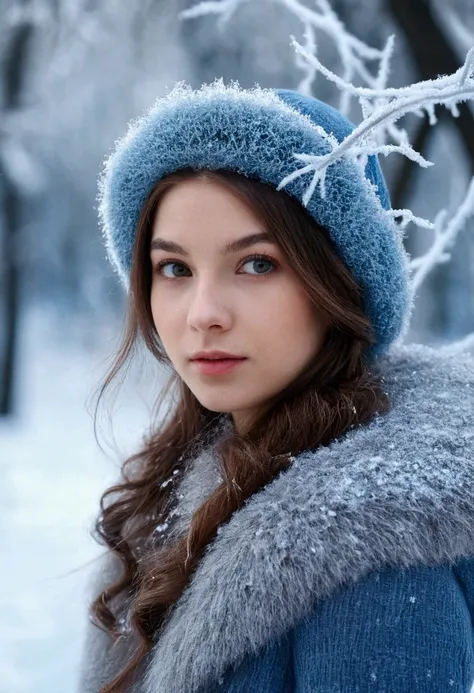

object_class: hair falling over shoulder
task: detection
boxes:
[89,168,391,693]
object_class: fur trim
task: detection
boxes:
[140,343,474,692]
[77,343,474,693]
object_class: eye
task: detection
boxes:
[239,253,277,276]
[153,259,191,279]
[152,253,278,281]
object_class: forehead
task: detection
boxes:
[150,178,277,255]
[152,177,255,224]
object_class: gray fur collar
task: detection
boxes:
[140,343,474,693]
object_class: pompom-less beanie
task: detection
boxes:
[98,79,413,362]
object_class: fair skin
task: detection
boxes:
[149,177,330,434]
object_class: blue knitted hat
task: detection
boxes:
[98,80,413,362]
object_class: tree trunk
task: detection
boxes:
[0,18,34,416]
[387,0,474,209]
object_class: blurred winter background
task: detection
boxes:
[0,0,473,691]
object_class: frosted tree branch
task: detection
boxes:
[277,46,474,206]
[386,210,435,232]
[178,0,251,33]
[179,0,474,314]
[294,21,317,96]
[409,177,474,295]
[179,0,393,114]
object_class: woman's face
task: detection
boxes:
[149,177,330,433]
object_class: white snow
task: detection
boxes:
[0,307,162,693]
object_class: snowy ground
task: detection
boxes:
[0,307,166,693]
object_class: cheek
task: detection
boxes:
[276,287,329,356]
[273,285,315,331]
[150,287,184,356]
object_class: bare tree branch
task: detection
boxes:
[387,0,474,172]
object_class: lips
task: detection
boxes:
[191,354,245,361]
[197,357,245,361]
[191,357,247,375]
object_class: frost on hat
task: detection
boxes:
[98,79,413,362]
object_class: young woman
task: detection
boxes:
[78,81,474,693]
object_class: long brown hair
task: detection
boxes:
[89,167,391,692]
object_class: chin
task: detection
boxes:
[193,392,247,414]
[197,399,237,414]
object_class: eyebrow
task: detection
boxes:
[149,232,276,257]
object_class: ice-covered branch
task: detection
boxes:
[294,22,317,97]
[291,41,474,100]
[179,0,474,305]
[179,0,393,114]
[387,210,435,232]
[178,0,251,33]
[408,176,474,295]
[277,46,474,205]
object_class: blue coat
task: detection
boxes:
[214,558,474,692]
[78,344,474,693]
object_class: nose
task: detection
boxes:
[186,279,233,333]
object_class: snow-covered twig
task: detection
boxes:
[277,46,474,206]
[294,21,317,97]
[180,0,474,303]
[409,176,474,295]
[178,0,251,33]
[179,0,393,114]
[386,210,435,232]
